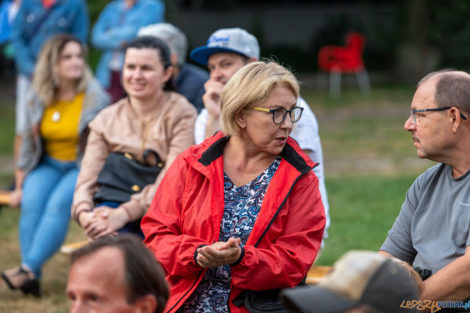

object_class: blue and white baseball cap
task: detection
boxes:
[190,28,260,66]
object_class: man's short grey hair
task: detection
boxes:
[138,23,187,65]
[418,69,470,114]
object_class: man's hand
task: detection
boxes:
[202,79,224,119]
[196,238,242,268]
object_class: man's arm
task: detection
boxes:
[419,246,470,301]
[380,248,470,301]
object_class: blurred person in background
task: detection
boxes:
[142,61,325,312]
[190,27,331,248]
[138,22,209,113]
[92,0,164,103]
[2,34,110,297]
[0,0,21,78]
[11,0,89,168]
[72,36,196,240]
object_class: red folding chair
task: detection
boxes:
[318,32,371,96]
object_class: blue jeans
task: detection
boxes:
[19,155,78,277]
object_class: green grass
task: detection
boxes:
[317,175,416,265]
[0,105,15,155]
[0,84,434,312]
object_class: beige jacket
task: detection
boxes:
[72,92,197,222]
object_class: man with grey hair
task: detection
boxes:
[380,70,470,306]
[138,23,208,112]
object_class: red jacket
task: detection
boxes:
[142,133,325,313]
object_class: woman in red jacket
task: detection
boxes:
[141,61,326,313]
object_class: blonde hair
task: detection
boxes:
[33,33,92,107]
[220,61,299,136]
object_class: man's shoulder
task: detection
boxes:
[415,163,447,183]
[405,164,456,199]
[296,97,319,124]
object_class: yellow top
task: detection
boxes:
[40,93,84,161]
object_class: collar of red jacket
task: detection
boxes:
[189,131,317,175]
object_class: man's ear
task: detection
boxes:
[247,57,257,64]
[135,294,157,313]
[449,107,463,133]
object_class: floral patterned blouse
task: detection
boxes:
[177,158,281,313]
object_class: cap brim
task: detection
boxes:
[190,46,248,66]
[281,286,358,313]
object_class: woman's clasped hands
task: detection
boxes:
[196,238,242,268]
[78,206,128,240]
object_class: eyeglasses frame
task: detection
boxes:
[411,106,467,125]
[252,106,304,124]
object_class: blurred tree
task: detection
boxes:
[394,0,440,82]
[428,0,470,70]
[86,0,108,26]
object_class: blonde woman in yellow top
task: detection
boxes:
[2,34,110,297]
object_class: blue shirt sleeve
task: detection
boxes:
[71,0,89,43]
[91,0,165,51]
[0,1,12,44]
[11,1,35,76]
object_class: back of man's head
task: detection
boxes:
[282,251,420,313]
[190,27,260,66]
[138,23,188,66]
[70,234,169,313]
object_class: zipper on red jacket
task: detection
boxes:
[166,269,204,313]
[254,173,305,247]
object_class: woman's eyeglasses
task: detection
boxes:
[252,106,304,124]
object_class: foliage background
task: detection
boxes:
[86,0,470,77]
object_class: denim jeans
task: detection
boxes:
[19,155,78,277]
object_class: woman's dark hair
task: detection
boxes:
[125,36,175,91]
[71,234,169,313]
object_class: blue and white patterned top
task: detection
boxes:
[177,158,281,313]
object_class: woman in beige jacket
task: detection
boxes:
[72,36,197,239]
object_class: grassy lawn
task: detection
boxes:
[0,84,434,312]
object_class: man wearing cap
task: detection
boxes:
[138,23,208,113]
[282,251,421,313]
[190,27,330,245]
[379,70,470,306]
